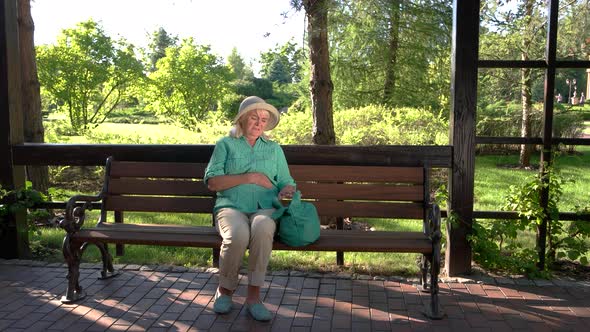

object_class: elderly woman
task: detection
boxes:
[204,96,296,321]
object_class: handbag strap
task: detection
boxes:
[271,190,302,220]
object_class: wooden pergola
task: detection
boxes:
[1,0,589,276]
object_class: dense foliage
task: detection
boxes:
[36,20,145,132]
[143,38,231,129]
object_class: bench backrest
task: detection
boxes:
[101,157,430,220]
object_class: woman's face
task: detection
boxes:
[242,109,270,140]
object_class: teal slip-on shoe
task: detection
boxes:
[213,294,232,314]
[246,302,273,321]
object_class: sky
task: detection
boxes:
[31,0,306,73]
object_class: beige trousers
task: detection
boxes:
[215,207,276,290]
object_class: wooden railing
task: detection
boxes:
[11,143,590,222]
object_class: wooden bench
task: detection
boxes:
[59,155,444,319]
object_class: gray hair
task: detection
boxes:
[228,116,269,139]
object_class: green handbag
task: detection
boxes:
[272,191,321,247]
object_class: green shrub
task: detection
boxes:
[477,101,585,153]
[335,105,448,145]
[270,110,314,144]
[218,92,244,120]
[272,105,448,145]
[107,107,161,124]
[471,163,590,277]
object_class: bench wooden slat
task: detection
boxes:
[314,201,425,219]
[108,178,424,201]
[110,161,207,178]
[108,178,212,196]
[95,223,427,239]
[296,183,423,201]
[72,225,432,253]
[109,162,424,184]
[108,179,423,201]
[289,165,424,183]
[104,196,215,213]
[103,197,423,219]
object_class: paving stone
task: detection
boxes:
[388,275,406,282]
[495,277,516,285]
[30,260,48,267]
[123,264,141,270]
[355,274,373,280]
[140,265,157,271]
[532,279,555,287]
[187,266,206,272]
[272,270,289,276]
[290,270,307,277]
[154,265,173,272]
[205,267,219,274]
[171,266,188,273]
[513,278,535,286]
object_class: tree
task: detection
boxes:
[36,20,146,132]
[144,38,231,128]
[480,0,547,167]
[268,58,292,84]
[519,0,536,167]
[18,0,49,195]
[260,40,305,84]
[329,0,452,110]
[226,47,253,80]
[556,1,590,98]
[146,27,178,72]
[292,0,336,145]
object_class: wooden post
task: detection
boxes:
[446,0,480,276]
[0,0,29,259]
[538,0,559,271]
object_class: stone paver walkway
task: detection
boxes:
[0,259,589,331]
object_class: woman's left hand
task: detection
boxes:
[278,185,296,199]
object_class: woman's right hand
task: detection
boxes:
[248,172,274,189]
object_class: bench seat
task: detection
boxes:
[72,223,434,253]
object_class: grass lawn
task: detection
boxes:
[474,146,590,212]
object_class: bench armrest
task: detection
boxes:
[59,194,103,234]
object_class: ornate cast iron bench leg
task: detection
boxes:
[418,204,445,320]
[418,254,430,292]
[422,236,445,319]
[61,235,86,304]
[96,242,118,279]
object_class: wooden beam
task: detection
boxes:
[12,143,453,168]
[537,0,559,271]
[478,60,590,69]
[0,0,29,259]
[447,0,480,276]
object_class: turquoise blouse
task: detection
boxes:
[204,135,296,213]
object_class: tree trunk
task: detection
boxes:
[304,0,335,145]
[18,0,50,195]
[519,0,533,168]
[519,65,533,167]
[383,0,401,104]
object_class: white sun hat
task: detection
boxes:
[233,96,280,130]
